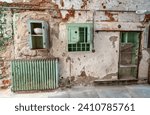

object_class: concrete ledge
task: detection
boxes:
[94,79,138,85]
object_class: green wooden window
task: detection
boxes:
[67,23,93,52]
[28,20,49,49]
[120,32,140,65]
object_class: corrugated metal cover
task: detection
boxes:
[11,58,59,92]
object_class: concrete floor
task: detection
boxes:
[0,84,150,98]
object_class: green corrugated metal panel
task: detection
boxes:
[11,58,59,92]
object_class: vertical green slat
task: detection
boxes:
[35,60,38,90]
[22,60,24,91]
[45,60,48,89]
[37,60,40,90]
[12,61,16,91]
[39,60,42,90]
[16,60,18,91]
[28,60,31,90]
[24,60,27,91]
[20,60,23,91]
[28,60,30,90]
[22,60,28,90]
[53,60,56,89]
[33,60,35,90]
[46,60,49,89]
[34,60,36,90]
[23,60,29,90]
[52,60,54,89]
[14,60,17,91]
[22,60,25,91]
[18,60,20,91]
[36,60,39,90]
[43,60,45,89]
[54,59,56,88]
[47,60,50,89]
[38,60,41,89]
[11,61,13,90]
[56,59,59,88]
[13,61,15,91]
[32,60,35,90]
[40,60,42,90]
[17,60,20,91]
[16,60,19,91]
[49,60,52,89]
[25,60,30,90]
[51,60,54,89]
[47,60,51,89]
[23,60,25,91]
[20,60,23,90]
[43,60,46,90]
[49,61,53,89]
[54,59,56,89]
[31,60,34,90]
[40,60,43,90]
[29,60,32,90]
[42,60,45,90]
[11,61,15,91]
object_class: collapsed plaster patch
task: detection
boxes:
[62,7,75,21]
[104,11,118,22]
[0,79,11,89]
[109,36,118,48]
[81,0,88,9]
[59,70,98,89]
[144,14,150,22]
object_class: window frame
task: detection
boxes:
[28,20,49,50]
[67,23,93,52]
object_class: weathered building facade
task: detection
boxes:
[0,0,150,91]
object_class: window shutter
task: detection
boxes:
[87,25,92,43]
[68,26,79,44]
[27,20,33,49]
[42,21,49,49]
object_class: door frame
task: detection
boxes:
[118,31,142,80]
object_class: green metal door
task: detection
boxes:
[119,32,140,79]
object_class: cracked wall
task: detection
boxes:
[0,0,150,88]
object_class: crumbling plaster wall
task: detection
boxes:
[14,11,52,59]
[0,9,14,88]
[0,0,150,88]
